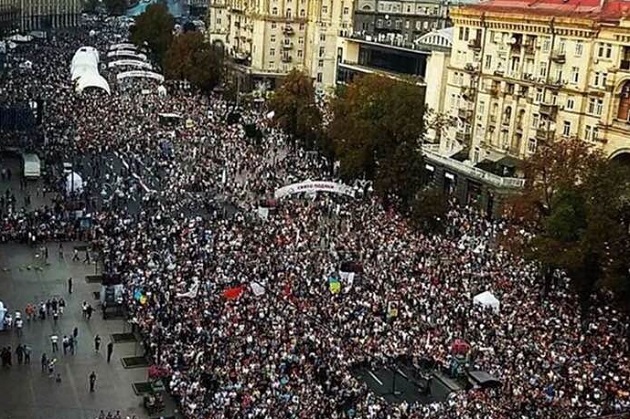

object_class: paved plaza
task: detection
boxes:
[0,157,178,419]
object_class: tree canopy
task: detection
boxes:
[328,74,426,207]
[505,137,630,312]
[103,0,127,15]
[268,70,323,151]
[163,32,224,92]
[130,4,174,67]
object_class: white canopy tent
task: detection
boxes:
[109,42,136,51]
[0,301,7,331]
[65,172,84,194]
[117,70,164,83]
[71,47,110,95]
[107,59,153,70]
[107,50,147,61]
[472,291,500,313]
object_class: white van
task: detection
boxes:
[23,153,41,179]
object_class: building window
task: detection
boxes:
[343,6,349,14]
[562,121,571,137]
[317,72,323,82]
[319,46,325,57]
[535,88,543,103]
[299,23,305,30]
[423,21,429,30]
[575,41,583,57]
[271,22,277,28]
[272,7,278,14]
[270,48,275,56]
[527,138,537,153]
[415,21,421,30]
[566,96,575,110]
[377,19,383,28]
[539,62,547,78]
[298,37,304,44]
[542,38,550,53]
[297,49,303,57]
[322,5,327,13]
[585,125,594,141]
[300,9,305,16]
[405,20,410,29]
[531,114,539,128]
[597,43,612,59]
[484,55,492,70]
[286,8,292,18]
[270,35,276,42]
[320,34,325,41]
[571,66,579,84]
[318,59,324,67]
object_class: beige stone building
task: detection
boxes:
[207,0,353,91]
[445,0,630,166]
[0,0,80,31]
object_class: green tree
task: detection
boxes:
[507,137,630,312]
[411,187,449,233]
[163,32,224,92]
[268,70,322,150]
[103,0,127,15]
[130,4,174,66]
[83,0,100,14]
[328,74,426,206]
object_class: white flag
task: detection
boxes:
[250,281,265,296]
[176,281,199,299]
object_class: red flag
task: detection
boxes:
[223,286,245,300]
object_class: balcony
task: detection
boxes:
[539,103,558,119]
[458,108,473,120]
[551,51,566,64]
[464,63,478,73]
[468,38,481,50]
[281,55,292,63]
[461,87,474,101]
[283,26,294,35]
[282,42,293,50]
[489,85,500,97]
[524,43,535,55]
[455,131,472,143]
[536,127,555,141]
[423,147,525,189]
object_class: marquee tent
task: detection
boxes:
[107,50,147,61]
[472,291,500,313]
[65,172,84,194]
[109,42,136,51]
[117,71,164,83]
[107,59,153,70]
[71,47,110,95]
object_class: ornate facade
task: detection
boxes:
[445,0,630,165]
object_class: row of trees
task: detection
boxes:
[269,70,428,210]
[269,71,630,311]
[504,137,630,312]
[130,4,225,91]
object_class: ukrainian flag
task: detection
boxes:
[328,275,341,294]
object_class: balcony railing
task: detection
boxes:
[458,108,473,120]
[468,38,481,50]
[536,128,555,140]
[345,32,428,52]
[423,148,526,189]
[283,26,294,35]
[281,55,293,63]
[539,103,558,119]
[551,51,566,63]
[282,42,293,49]
[455,131,472,143]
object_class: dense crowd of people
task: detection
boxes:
[1,19,630,419]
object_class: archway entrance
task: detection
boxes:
[611,151,630,166]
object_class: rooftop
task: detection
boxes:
[460,0,630,21]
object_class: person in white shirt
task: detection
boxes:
[50,335,59,353]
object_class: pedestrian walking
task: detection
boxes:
[107,341,114,363]
[41,353,47,373]
[83,249,91,264]
[58,243,63,259]
[72,248,80,261]
[68,277,73,294]
[23,344,31,364]
[94,335,101,352]
[15,345,23,365]
[89,371,96,392]
[50,334,59,353]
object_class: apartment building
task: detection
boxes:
[0,0,80,31]
[0,4,19,36]
[423,0,630,215]
[446,0,630,166]
[207,0,353,91]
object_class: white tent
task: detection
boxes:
[65,172,84,194]
[107,50,147,61]
[109,42,136,51]
[117,70,164,83]
[473,291,500,313]
[157,85,167,97]
[107,59,153,70]
[71,47,110,95]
